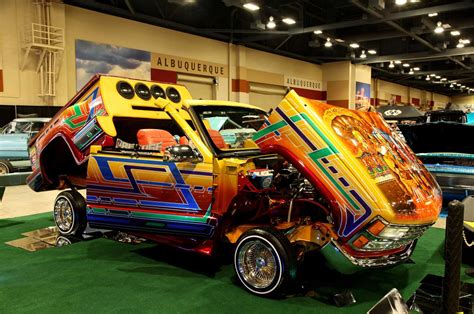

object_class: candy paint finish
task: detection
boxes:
[27,75,441,272]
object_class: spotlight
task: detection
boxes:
[324,38,332,47]
[403,63,410,67]
[394,60,402,64]
[428,13,438,17]
[436,75,441,79]
[430,73,436,77]
[360,50,367,58]
[313,30,322,34]
[282,17,296,25]
[395,0,407,5]
[426,75,430,81]
[434,21,444,34]
[457,40,465,48]
[441,78,447,81]
[413,67,420,71]
[451,30,461,36]
[408,68,414,75]
[368,49,377,54]
[449,83,454,88]
[389,61,395,68]
[267,16,276,29]
[460,39,470,44]
[243,3,260,11]
[349,43,360,48]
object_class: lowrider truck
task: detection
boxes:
[27,75,441,296]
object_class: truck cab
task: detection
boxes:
[28,75,441,296]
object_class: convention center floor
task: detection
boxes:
[0,187,471,313]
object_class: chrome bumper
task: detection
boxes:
[321,239,416,274]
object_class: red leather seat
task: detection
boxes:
[137,129,177,152]
[208,129,227,149]
[179,136,189,145]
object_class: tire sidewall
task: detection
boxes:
[54,191,85,236]
[234,231,286,295]
[0,160,12,174]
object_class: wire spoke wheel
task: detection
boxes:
[0,164,8,175]
[0,161,11,175]
[234,227,297,296]
[53,190,86,236]
[54,197,74,233]
[237,240,277,289]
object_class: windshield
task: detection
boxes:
[193,105,267,151]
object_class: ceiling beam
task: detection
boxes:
[344,18,474,43]
[357,46,474,64]
[351,0,471,70]
[240,1,474,43]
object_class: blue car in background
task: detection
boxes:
[0,118,50,175]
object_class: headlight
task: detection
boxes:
[379,226,410,239]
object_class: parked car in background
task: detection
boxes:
[0,118,50,174]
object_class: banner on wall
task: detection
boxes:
[75,39,151,90]
[151,53,228,77]
[284,76,322,91]
[355,81,370,109]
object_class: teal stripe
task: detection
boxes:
[308,152,359,209]
[290,115,302,122]
[253,120,287,140]
[308,147,332,160]
[300,113,339,154]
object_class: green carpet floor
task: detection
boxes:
[0,213,472,313]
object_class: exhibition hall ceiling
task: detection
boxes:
[65,0,474,95]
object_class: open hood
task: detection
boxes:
[253,91,441,238]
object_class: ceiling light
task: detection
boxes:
[335,39,345,43]
[441,78,447,81]
[413,67,420,71]
[428,13,438,17]
[389,61,395,68]
[408,68,414,75]
[394,60,402,64]
[451,30,461,36]
[324,38,332,47]
[403,63,410,67]
[450,83,454,88]
[360,50,367,58]
[267,16,276,29]
[436,75,441,79]
[395,0,407,5]
[282,17,296,25]
[460,39,470,44]
[243,3,260,11]
[426,75,430,81]
[349,43,360,48]
[430,73,436,77]
[457,42,465,48]
[434,22,444,34]
[368,49,377,54]
[314,30,322,34]
[457,83,462,86]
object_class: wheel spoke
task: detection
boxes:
[237,239,278,289]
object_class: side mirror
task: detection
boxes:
[164,145,203,163]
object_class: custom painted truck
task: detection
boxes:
[28,75,441,296]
